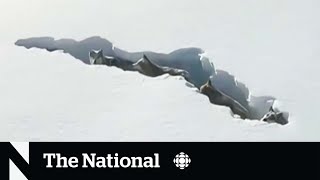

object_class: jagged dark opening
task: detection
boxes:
[15,36,289,125]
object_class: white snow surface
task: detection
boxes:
[1,0,320,141]
[0,44,311,141]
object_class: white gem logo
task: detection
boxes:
[173,152,191,169]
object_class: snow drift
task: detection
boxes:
[15,36,289,124]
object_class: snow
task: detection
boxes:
[0,44,301,141]
[1,0,320,141]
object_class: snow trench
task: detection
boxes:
[15,36,289,125]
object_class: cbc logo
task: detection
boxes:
[173,152,191,169]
